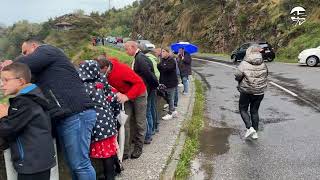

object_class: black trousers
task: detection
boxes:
[239,93,264,130]
[102,158,115,180]
[100,155,122,180]
[18,169,50,180]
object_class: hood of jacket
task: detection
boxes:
[244,45,264,65]
[244,52,263,65]
[18,84,50,111]
[78,60,102,82]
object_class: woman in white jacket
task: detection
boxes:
[235,45,268,140]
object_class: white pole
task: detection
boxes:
[4,139,59,180]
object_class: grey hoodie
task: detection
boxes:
[235,46,268,95]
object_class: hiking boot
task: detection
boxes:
[131,148,143,159]
[245,127,256,139]
[251,132,258,139]
[162,114,173,120]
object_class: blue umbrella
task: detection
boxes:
[170,42,198,54]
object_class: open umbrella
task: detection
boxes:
[170,42,198,54]
[117,104,128,162]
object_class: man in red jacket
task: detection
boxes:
[96,55,147,159]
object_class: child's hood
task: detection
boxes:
[16,84,50,110]
[78,60,102,82]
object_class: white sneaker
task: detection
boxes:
[244,127,256,138]
[172,111,178,118]
[162,114,173,120]
[178,83,183,87]
[163,104,169,109]
[251,132,258,139]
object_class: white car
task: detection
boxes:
[137,40,156,50]
[298,46,320,67]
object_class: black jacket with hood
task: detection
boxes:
[157,56,178,88]
[0,84,56,174]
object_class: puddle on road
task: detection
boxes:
[190,126,235,180]
[199,127,233,155]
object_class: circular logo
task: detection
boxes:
[290,6,307,26]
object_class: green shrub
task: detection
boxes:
[277,22,320,62]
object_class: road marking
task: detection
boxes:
[194,57,299,98]
[193,58,236,69]
[269,82,298,97]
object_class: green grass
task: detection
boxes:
[0,97,8,104]
[103,46,133,65]
[73,45,132,65]
[276,22,320,63]
[195,52,229,58]
[175,79,205,179]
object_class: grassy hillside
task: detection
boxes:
[73,45,132,65]
[0,4,138,61]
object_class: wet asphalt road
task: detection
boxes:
[191,59,320,180]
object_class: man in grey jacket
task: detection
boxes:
[235,45,268,140]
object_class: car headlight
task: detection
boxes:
[299,51,306,57]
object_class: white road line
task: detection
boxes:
[193,58,236,69]
[194,57,299,97]
[269,82,298,97]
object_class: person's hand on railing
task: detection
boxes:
[0,104,9,118]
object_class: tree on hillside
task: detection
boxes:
[132,1,140,8]
[6,20,42,58]
[73,9,85,16]
[90,11,100,19]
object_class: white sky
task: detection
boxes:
[0,0,136,26]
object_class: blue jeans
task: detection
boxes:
[174,86,178,107]
[166,87,176,114]
[182,76,189,93]
[146,90,157,140]
[151,92,158,133]
[57,109,97,180]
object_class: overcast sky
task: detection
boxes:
[0,0,136,26]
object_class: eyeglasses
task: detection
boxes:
[0,77,20,86]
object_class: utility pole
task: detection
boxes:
[108,0,112,11]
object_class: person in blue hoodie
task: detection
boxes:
[0,62,56,180]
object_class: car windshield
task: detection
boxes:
[259,44,269,48]
[139,40,151,44]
